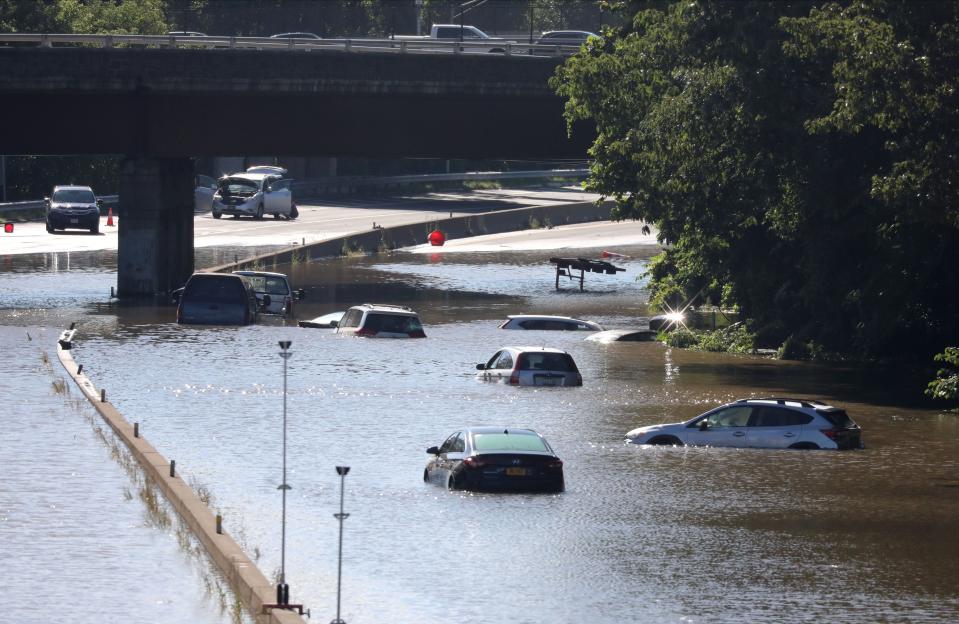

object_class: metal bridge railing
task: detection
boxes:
[0,33,583,57]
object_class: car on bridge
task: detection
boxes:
[45,185,102,234]
[211,167,297,220]
[270,32,321,40]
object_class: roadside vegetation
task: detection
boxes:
[553,1,959,402]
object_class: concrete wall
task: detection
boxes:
[206,200,613,274]
[57,339,304,624]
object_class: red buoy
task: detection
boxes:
[428,230,446,246]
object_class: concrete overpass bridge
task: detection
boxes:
[0,42,593,296]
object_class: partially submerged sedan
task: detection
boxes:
[476,346,582,387]
[625,398,863,450]
[424,427,564,492]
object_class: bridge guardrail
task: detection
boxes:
[0,194,118,218]
[291,168,589,196]
[0,32,583,57]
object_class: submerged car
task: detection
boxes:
[298,311,345,329]
[45,185,101,234]
[211,168,296,220]
[175,272,263,325]
[335,304,426,338]
[233,270,304,317]
[424,427,564,492]
[499,314,602,331]
[476,346,582,387]
[625,398,863,450]
[585,329,658,343]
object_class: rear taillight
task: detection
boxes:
[356,328,377,337]
[409,329,426,338]
[546,459,563,471]
[463,457,487,470]
[820,428,838,440]
[509,370,520,384]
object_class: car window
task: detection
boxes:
[516,352,577,372]
[269,179,291,192]
[750,407,813,427]
[340,309,363,328]
[494,352,514,369]
[705,406,752,428]
[473,432,549,452]
[52,189,96,203]
[363,313,421,333]
[183,276,246,303]
[820,409,855,428]
[451,432,466,453]
[439,432,459,454]
[218,179,259,196]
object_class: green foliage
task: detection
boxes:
[663,324,755,354]
[926,347,959,407]
[553,0,959,359]
[663,328,697,348]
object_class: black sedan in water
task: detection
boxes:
[424,427,564,493]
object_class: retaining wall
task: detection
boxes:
[207,199,612,273]
[57,336,304,624]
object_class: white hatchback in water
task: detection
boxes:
[626,398,863,450]
[476,346,582,387]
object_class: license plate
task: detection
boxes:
[70,218,78,224]
[534,375,561,387]
[506,467,527,476]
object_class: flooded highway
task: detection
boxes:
[2,236,958,623]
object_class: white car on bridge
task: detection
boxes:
[211,166,297,220]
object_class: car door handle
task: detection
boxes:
[733,431,746,437]
[783,432,796,437]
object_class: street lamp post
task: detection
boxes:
[277,340,293,606]
[331,466,350,624]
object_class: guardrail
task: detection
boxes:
[0,33,583,57]
[0,194,118,218]
[291,168,588,196]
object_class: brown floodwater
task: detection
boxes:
[1,244,957,623]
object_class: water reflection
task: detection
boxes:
[2,245,958,623]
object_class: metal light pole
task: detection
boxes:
[331,466,350,624]
[277,340,293,606]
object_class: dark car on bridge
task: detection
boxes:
[175,272,264,325]
[424,427,565,492]
[45,185,102,234]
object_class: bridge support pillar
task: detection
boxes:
[117,157,194,298]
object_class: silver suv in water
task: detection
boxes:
[335,304,426,338]
[626,398,863,450]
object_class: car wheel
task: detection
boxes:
[648,436,682,446]
[447,473,461,491]
[255,204,264,220]
[289,204,298,219]
[231,214,239,219]
[212,211,221,219]
[789,442,820,450]
[273,213,280,219]
[45,220,54,233]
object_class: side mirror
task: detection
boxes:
[329,320,338,328]
[261,294,272,308]
[426,446,440,455]
[698,420,709,431]
[475,363,486,370]
[297,289,306,300]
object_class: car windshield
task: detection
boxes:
[52,189,95,203]
[364,313,422,333]
[473,432,549,452]
[516,352,578,372]
[184,277,246,303]
[242,275,289,296]
[218,179,259,196]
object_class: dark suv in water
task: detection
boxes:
[175,273,263,325]
[45,185,102,234]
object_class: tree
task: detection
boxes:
[553,0,959,358]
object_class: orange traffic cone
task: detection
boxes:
[106,207,115,226]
